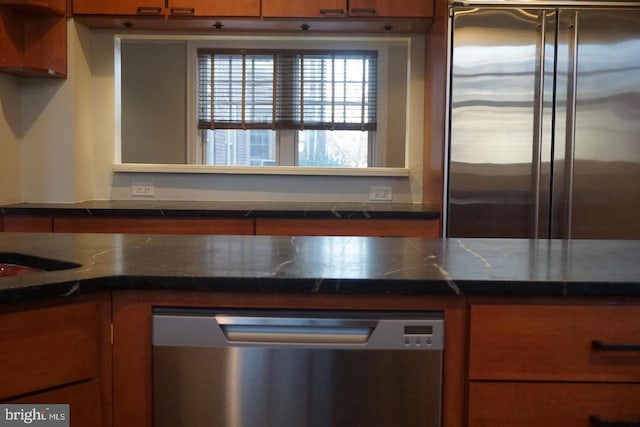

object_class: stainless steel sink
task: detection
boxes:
[0,253,81,277]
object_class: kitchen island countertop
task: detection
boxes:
[1,233,639,303]
[1,200,439,220]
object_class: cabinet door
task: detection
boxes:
[9,380,103,427]
[348,0,433,17]
[262,0,347,18]
[255,218,439,237]
[469,304,640,382]
[168,0,260,17]
[468,382,640,427]
[72,0,164,15]
[0,303,100,400]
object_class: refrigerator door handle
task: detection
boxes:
[532,11,548,239]
[565,11,580,239]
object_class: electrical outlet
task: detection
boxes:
[131,183,155,197]
[369,186,393,201]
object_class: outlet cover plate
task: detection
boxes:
[369,186,393,201]
[131,183,155,197]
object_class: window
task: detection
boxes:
[197,49,378,167]
[116,35,417,171]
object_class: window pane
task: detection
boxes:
[199,49,377,131]
[297,130,369,168]
[204,129,276,166]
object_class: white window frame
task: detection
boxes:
[113,33,423,178]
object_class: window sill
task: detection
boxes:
[112,164,411,177]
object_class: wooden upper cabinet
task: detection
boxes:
[0,0,66,15]
[72,0,164,15]
[0,2,67,78]
[168,0,260,17]
[348,0,433,17]
[73,0,259,16]
[262,0,347,18]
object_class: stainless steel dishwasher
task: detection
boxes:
[152,309,444,427]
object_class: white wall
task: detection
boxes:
[14,21,425,204]
[0,74,22,204]
[20,20,97,202]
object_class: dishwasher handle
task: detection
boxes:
[217,316,375,345]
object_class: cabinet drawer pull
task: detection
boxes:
[170,7,195,15]
[136,6,162,15]
[590,415,640,426]
[319,8,345,15]
[592,340,640,352]
[351,7,377,14]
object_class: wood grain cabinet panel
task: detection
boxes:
[0,4,67,78]
[262,0,347,18]
[8,380,103,427]
[74,0,259,16]
[348,0,433,17]
[53,217,255,235]
[2,215,53,232]
[72,0,164,15]
[469,304,640,382]
[255,218,440,237]
[467,304,640,426]
[0,303,100,400]
[468,382,640,427]
[168,0,260,16]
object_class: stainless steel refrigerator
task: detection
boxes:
[445,1,640,239]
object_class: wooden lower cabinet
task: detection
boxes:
[0,295,112,427]
[468,382,640,427]
[2,212,439,237]
[469,304,640,382]
[53,217,255,234]
[0,302,99,399]
[255,218,440,237]
[7,380,102,427]
[1,215,53,232]
[467,303,640,426]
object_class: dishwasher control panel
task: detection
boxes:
[403,325,435,347]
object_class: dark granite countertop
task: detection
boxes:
[1,233,639,303]
[1,201,440,220]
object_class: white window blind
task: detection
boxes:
[198,49,378,132]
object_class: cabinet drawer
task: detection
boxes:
[0,303,100,399]
[468,382,640,427]
[469,305,640,382]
